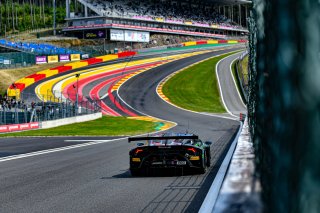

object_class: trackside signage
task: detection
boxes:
[0,122,39,133]
[36,56,47,64]
[59,54,70,62]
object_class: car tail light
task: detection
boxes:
[187,148,197,153]
[135,149,143,155]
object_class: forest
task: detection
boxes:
[0,0,68,35]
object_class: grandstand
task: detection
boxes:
[0,39,81,55]
[64,0,250,39]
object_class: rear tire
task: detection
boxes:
[205,148,211,167]
[198,165,207,174]
[199,156,207,174]
[130,168,142,177]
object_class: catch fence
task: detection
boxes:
[0,92,101,125]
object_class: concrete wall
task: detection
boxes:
[41,113,102,129]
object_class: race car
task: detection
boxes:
[128,133,212,176]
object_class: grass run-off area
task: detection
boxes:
[162,51,240,113]
[241,55,249,84]
[0,116,157,137]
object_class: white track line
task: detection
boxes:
[153,50,246,213]
[215,54,239,118]
[0,139,116,162]
[156,51,244,121]
[0,48,242,163]
[0,121,178,163]
[229,56,247,108]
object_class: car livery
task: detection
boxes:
[128,133,212,176]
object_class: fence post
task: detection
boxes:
[4,108,6,125]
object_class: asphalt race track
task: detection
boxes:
[216,52,246,115]
[0,46,246,212]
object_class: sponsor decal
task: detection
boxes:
[36,56,47,64]
[0,122,39,133]
[110,29,150,42]
[190,156,200,160]
[59,54,70,62]
[8,125,19,131]
[48,55,59,63]
[82,54,89,59]
[19,124,30,130]
[84,30,106,39]
[0,126,8,132]
[70,54,81,61]
[131,158,141,162]
[110,29,125,41]
[30,122,39,129]
[3,59,11,65]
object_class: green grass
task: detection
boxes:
[162,51,240,113]
[241,55,249,84]
[0,116,157,137]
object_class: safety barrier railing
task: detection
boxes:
[0,96,101,125]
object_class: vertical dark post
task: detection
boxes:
[249,0,320,212]
[53,0,56,36]
[66,0,70,19]
[75,73,80,115]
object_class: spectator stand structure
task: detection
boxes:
[0,39,83,68]
[0,39,81,56]
[64,0,250,39]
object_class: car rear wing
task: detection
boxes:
[128,135,198,143]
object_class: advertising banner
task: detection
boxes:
[0,122,39,133]
[155,17,164,22]
[70,54,81,61]
[84,30,106,39]
[36,56,47,64]
[125,30,138,42]
[110,30,149,42]
[3,59,11,65]
[125,30,150,42]
[110,29,125,41]
[48,55,59,63]
[82,54,89,59]
[136,31,150,42]
[59,54,70,62]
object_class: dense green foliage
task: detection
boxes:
[0,0,66,35]
[0,116,157,137]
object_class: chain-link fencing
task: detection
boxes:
[1,90,101,125]
[0,52,36,69]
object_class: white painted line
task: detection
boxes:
[0,139,121,162]
[116,74,178,130]
[2,48,243,163]
[229,55,247,108]
[0,117,182,163]
[198,122,243,213]
[215,55,238,118]
[155,50,243,121]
